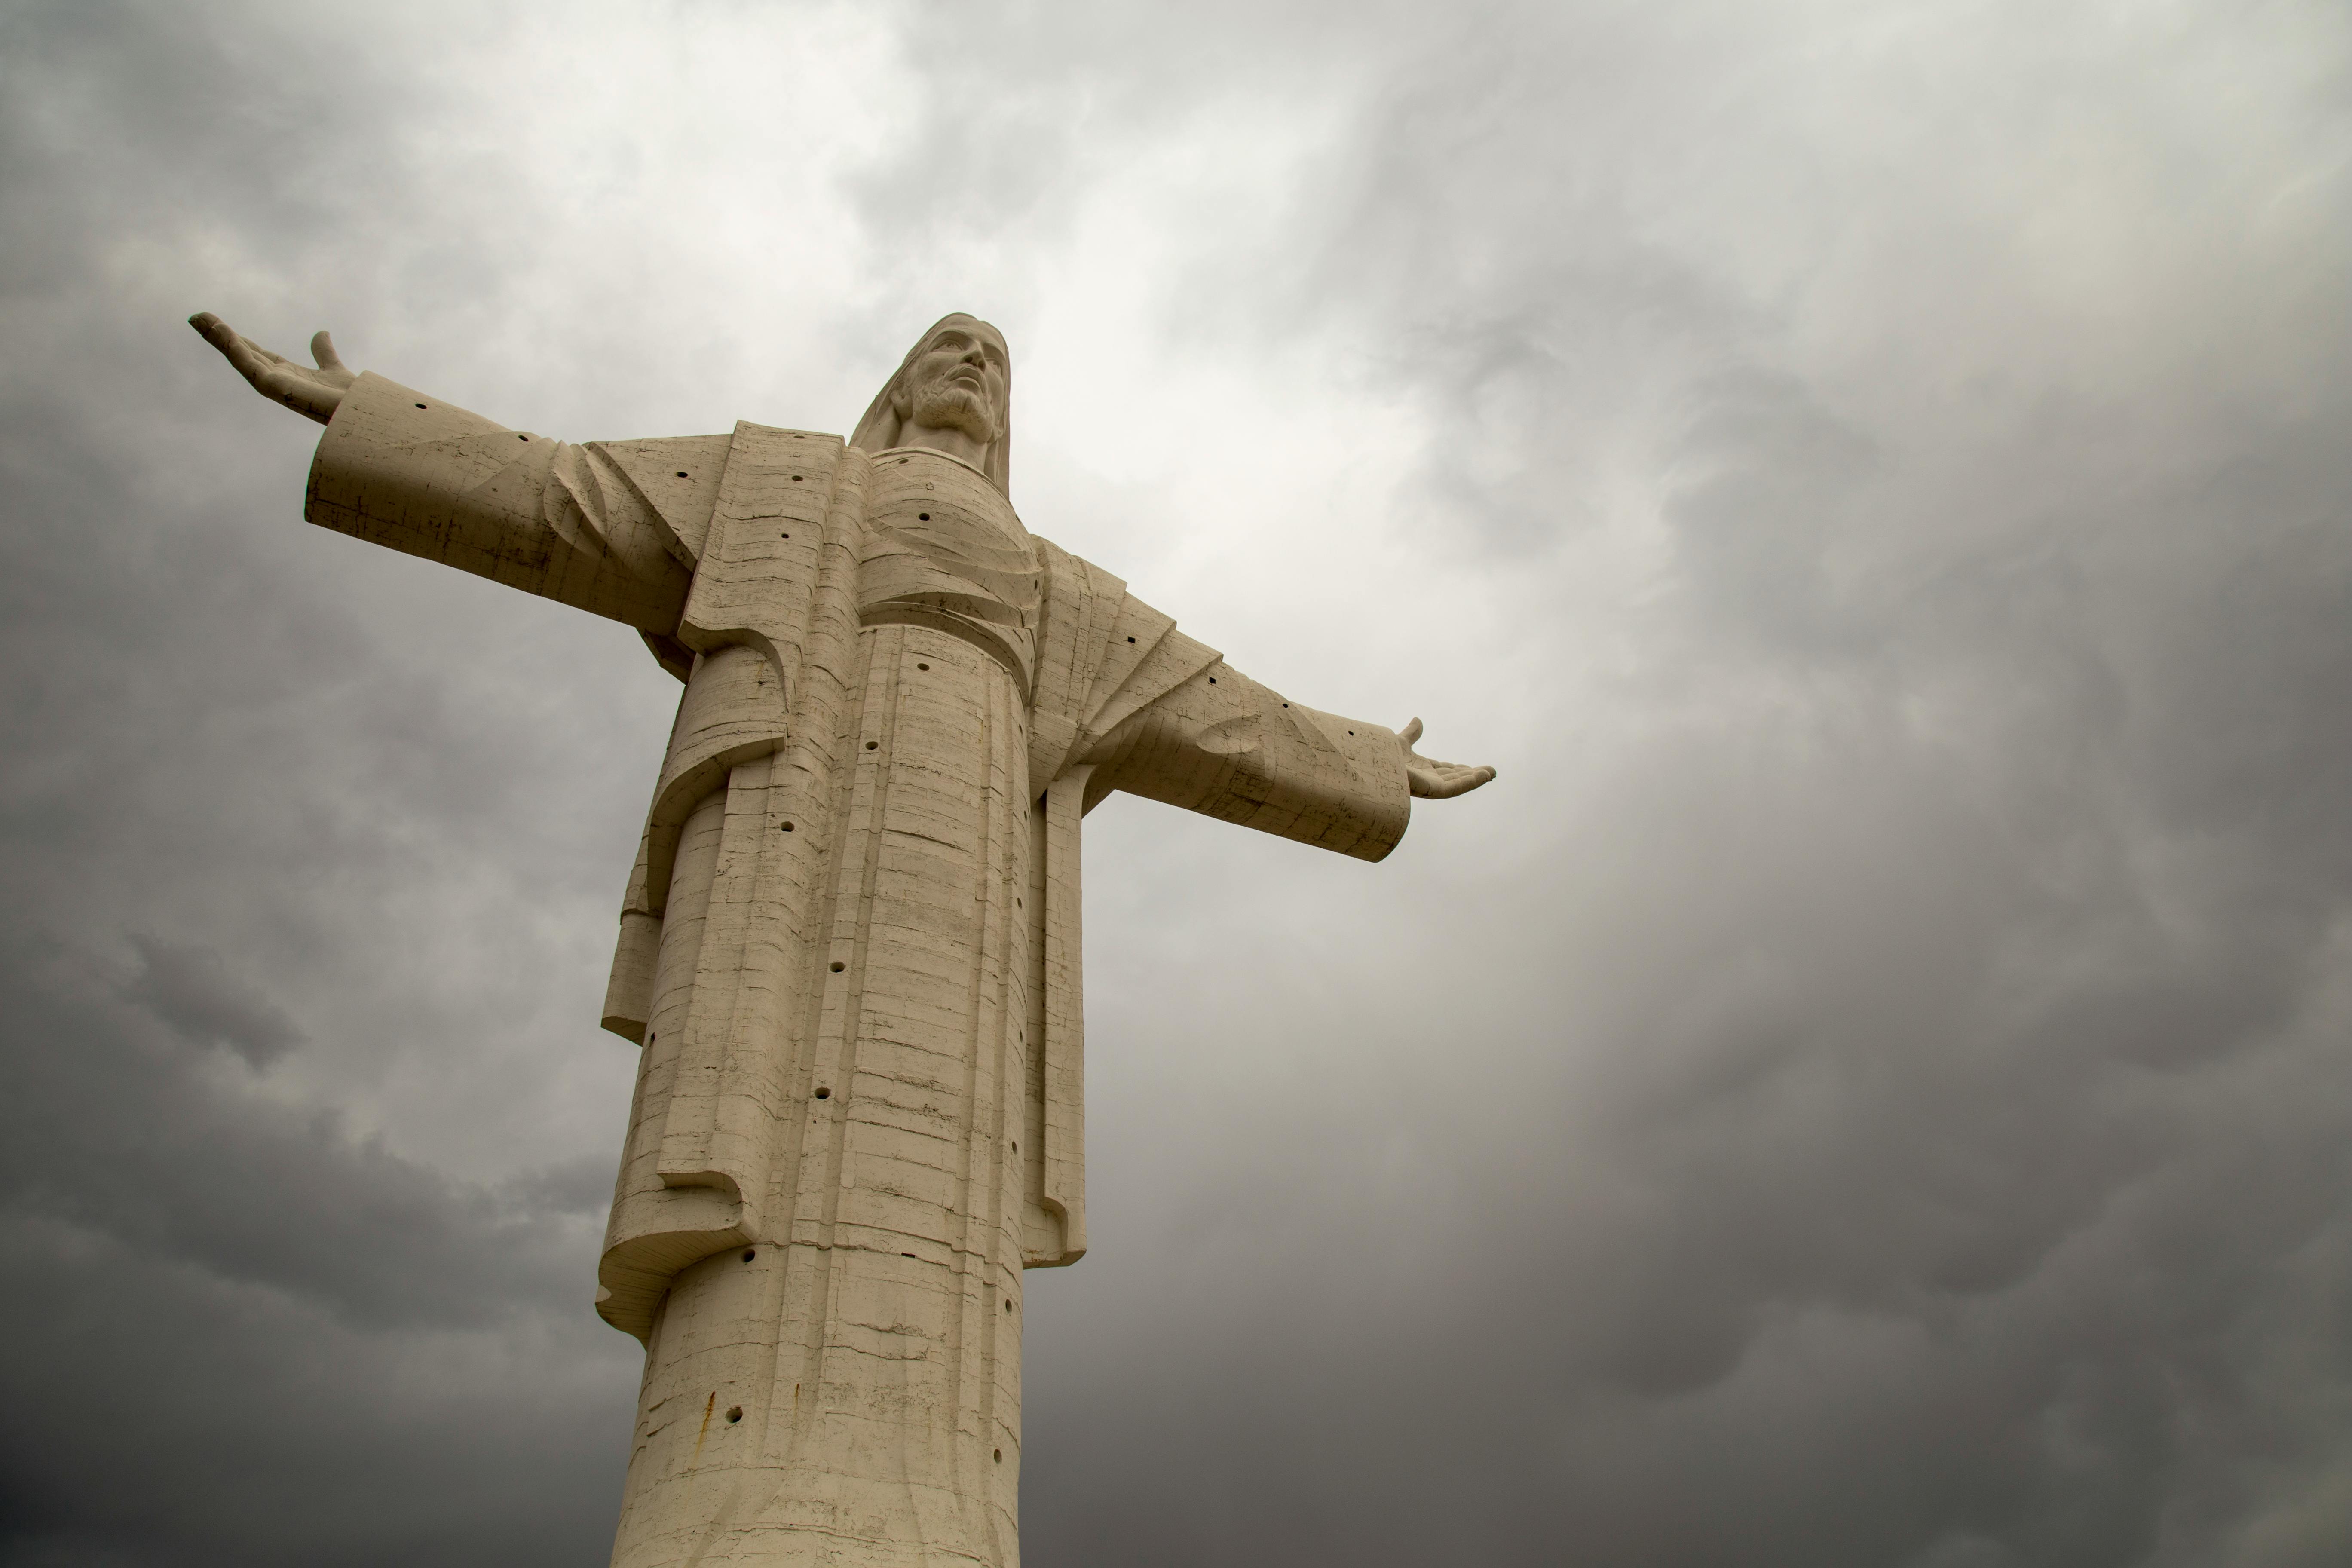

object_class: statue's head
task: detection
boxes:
[851,313,1012,493]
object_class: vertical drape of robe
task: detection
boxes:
[303,370,1412,1568]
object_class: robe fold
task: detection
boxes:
[303,369,1413,1568]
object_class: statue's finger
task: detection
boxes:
[191,312,245,361]
[1452,765,1497,795]
[206,325,273,385]
[311,330,348,373]
[1415,762,1496,799]
[1400,717,1424,747]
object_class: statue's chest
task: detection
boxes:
[858,449,1040,688]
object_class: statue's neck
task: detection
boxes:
[876,443,996,490]
[899,420,991,472]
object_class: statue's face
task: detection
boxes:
[897,322,1008,445]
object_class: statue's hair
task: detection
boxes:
[849,313,1011,495]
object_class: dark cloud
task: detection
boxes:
[0,934,634,1567]
[123,935,304,1067]
[3,0,2349,1565]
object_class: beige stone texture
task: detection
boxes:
[190,309,1493,1568]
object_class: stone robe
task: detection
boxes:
[303,371,1412,1568]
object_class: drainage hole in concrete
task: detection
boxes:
[742,1249,756,1263]
[726,1406,743,1424]
[866,740,879,750]
[994,1449,1002,1463]
[830,961,846,973]
[815,1087,831,1099]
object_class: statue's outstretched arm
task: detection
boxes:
[188,312,719,652]
[1081,659,1490,862]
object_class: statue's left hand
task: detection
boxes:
[1399,718,1496,800]
[188,312,355,425]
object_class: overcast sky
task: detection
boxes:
[3,1,2349,1564]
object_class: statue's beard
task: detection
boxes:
[905,380,997,444]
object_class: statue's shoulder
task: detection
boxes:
[728,422,848,451]
[593,425,850,568]
[716,423,853,487]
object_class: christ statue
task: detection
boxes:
[190,309,1494,1568]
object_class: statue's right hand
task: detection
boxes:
[1398,717,1497,801]
[188,312,355,426]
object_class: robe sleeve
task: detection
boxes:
[1082,659,1412,863]
[303,370,729,662]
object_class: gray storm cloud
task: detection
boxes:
[2,1,2348,1565]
